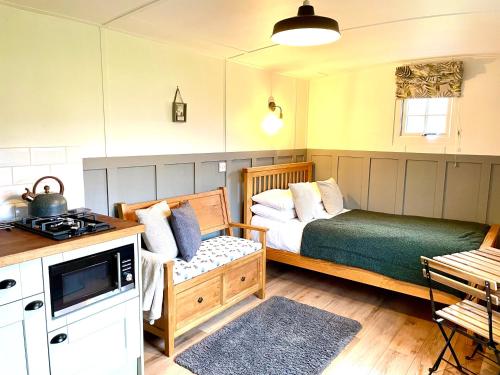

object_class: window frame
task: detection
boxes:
[401,98,452,137]
[393,97,458,150]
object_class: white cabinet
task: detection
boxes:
[20,259,44,298]
[0,300,28,375]
[23,293,50,375]
[0,260,50,375]
[0,295,50,375]
[48,297,140,375]
[0,263,22,305]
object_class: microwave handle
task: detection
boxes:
[116,253,122,290]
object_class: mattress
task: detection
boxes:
[250,209,349,253]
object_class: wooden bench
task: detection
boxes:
[117,187,267,356]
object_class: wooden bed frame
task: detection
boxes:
[243,162,500,305]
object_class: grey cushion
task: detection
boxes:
[170,201,202,262]
[317,178,344,215]
[289,182,316,222]
[135,201,178,260]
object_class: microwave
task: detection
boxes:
[48,244,135,317]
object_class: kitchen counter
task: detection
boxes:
[0,215,144,267]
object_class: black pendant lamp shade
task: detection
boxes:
[271,1,340,46]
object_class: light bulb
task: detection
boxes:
[262,113,283,135]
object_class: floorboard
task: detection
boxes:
[144,262,497,375]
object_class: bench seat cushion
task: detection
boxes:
[172,236,262,285]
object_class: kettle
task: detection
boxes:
[22,176,68,217]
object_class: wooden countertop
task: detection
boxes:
[0,215,144,267]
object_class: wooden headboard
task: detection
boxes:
[242,162,313,228]
[117,187,232,236]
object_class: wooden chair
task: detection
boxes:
[421,256,500,374]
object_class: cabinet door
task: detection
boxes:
[48,297,140,375]
[0,264,22,306]
[0,301,28,375]
[23,294,50,375]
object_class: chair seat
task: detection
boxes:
[172,236,262,285]
[436,299,500,343]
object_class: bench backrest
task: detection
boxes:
[117,187,232,235]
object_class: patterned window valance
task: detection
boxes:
[395,61,463,99]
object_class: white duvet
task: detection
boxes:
[251,209,349,253]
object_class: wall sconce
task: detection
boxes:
[268,96,283,119]
[262,96,284,135]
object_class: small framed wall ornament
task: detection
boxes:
[172,86,187,122]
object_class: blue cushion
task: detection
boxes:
[170,201,201,262]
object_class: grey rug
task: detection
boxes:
[174,296,362,375]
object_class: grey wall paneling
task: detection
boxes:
[367,158,399,214]
[157,163,195,198]
[310,155,333,181]
[253,157,274,167]
[197,161,226,193]
[83,149,306,222]
[442,162,482,221]
[227,159,252,236]
[83,169,108,215]
[337,156,364,209]
[487,164,500,224]
[403,160,438,217]
[307,149,500,224]
[277,155,293,164]
[116,165,157,205]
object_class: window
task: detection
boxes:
[401,98,451,137]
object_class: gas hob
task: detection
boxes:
[14,211,113,240]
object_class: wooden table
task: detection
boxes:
[433,246,500,290]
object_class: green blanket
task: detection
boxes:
[300,210,490,287]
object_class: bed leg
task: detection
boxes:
[164,261,175,357]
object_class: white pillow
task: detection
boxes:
[317,178,344,215]
[251,204,296,223]
[252,189,294,210]
[310,182,323,204]
[313,202,331,219]
[136,201,178,260]
[289,183,316,222]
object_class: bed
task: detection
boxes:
[243,162,500,304]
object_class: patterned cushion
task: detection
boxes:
[172,236,262,285]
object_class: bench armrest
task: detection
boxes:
[229,222,268,232]
[162,259,175,270]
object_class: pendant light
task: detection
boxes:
[271,0,341,47]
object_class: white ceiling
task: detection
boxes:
[3,0,500,77]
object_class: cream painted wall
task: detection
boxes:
[307,56,500,156]
[102,30,225,156]
[0,4,105,157]
[226,62,308,152]
[0,5,307,159]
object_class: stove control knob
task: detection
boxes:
[123,272,133,282]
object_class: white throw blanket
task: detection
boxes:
[141,249,170,323]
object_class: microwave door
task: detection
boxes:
[49,253,119,317]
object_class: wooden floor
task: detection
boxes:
[144,262,499,375]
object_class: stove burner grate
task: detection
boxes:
[14,212,113,240]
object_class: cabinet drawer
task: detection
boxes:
[0,264,21,306]
[225,259,260,301]
[175,277,221,330]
